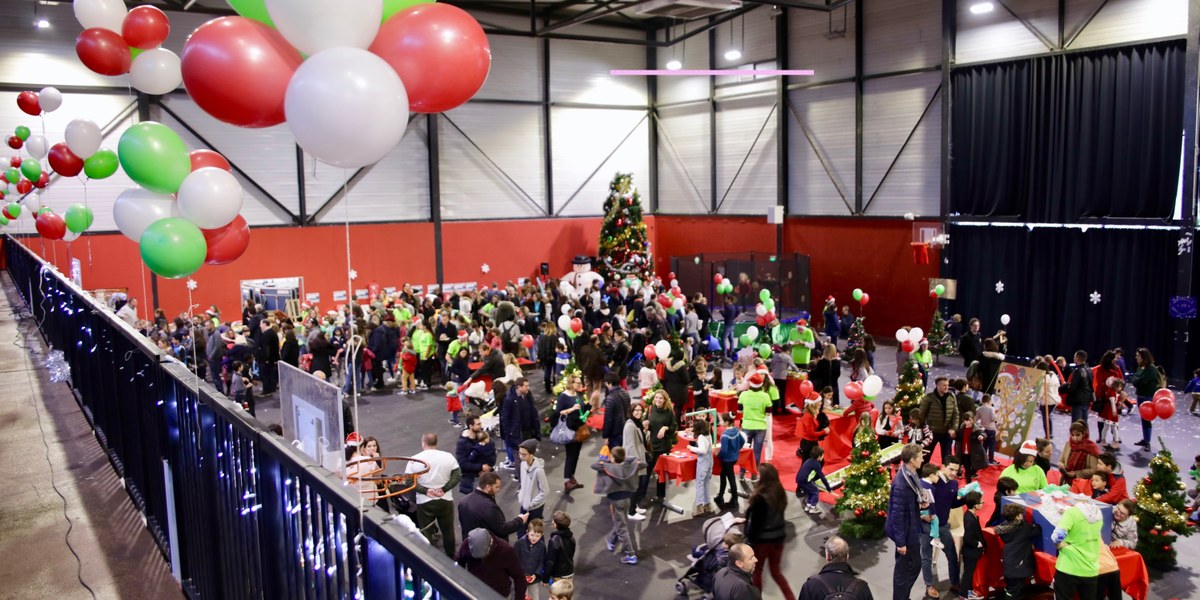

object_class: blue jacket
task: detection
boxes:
[885,466,922,547]
[718,428,744,463]
[456,433,496,477]
[823,307,839,337]
[500,388,540,446]
[930,475,963,524]
[797,458,831,491]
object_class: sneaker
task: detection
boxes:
[930,539,944,550]
[499,461,515,470]
[1135,440,1150,447]
[628,512,646,521]
[635,507,647,515]
[967,592,985,600]
[621,554,638,565]
[606,539,615,552]
[510,473,520,482]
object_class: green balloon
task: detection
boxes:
[228,0,275,26]
[763,299,775,312]
[739,333,752,348]
[64,204,94,233]
[5,168,19,184]
[757,343,772,359]
[934,284,945,296]
[6,202,21,219]
[118,122,190,194]
[37,207,51,217]
[0,215,8,226]
[14,126,30,141]
[852,288,863,301]
[759,289,770,302]
[382,0,435,22]
[84,148,119,180]
[139,218,207,279]
[20,160,41,182]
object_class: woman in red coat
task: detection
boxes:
[1091,350,1124,450]
[795,400,826,460]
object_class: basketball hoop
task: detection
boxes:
[911,242,930,265]
[346,456,431,502]
[911,223,948,265]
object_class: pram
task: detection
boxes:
[674,512,742,599]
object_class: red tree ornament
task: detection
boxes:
[854,508,863,517]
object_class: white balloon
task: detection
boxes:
[62,230,82,242]
[672,298,684,310]
[670,279,678,288]
[113,187,180,242]
[755,304,767,316]
[746,326,759,340]
[23,193,42,213]
[895,328,907,343]
[177,167,243,229]
[908,327,924,343]
[266,0,382,56]
[630,279,641,291]
[130,48,182,96]
[1000,314,1011,326]
[38,87,63,113]
[65,119,101,159]
[73,0,127,32]
[654,340,671,359]
[561,304,571,316]
[863,374,883,397]
[285,48,409,169]
[26,135,48,160]
[557,314,571,332]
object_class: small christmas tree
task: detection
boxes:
[1133,439,1195,569]
[893,358,924,414]
[596,173,652,284]
[834,428,891,539]
[840,316,866,362]
[929,310,953,358]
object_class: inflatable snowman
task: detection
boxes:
[559,255,605,301]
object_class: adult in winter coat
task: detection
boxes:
[918,377,959,465]
[712,544,762,600]
[555,374,588,493]
[623,402,651,517]
[810,345,842,406]
[1130,348,1162,449]
[958,318,982,368]
[796,536,874,600]
[1062,350,1094,428]
[454,529,526,600]
[602,372,632,448]
[499,378,541,465]
[661,345,692,423]
[885,444,926,600]
[646,389,678,503]
[743,464,793,600]
[536,322,561,393]
[455,416,494,494]
[457,472,528,541]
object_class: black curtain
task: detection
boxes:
[947,224,1177,365]
[951,41,1184,221]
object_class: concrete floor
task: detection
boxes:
[0,274,179,599]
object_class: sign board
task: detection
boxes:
[332,290,348,302]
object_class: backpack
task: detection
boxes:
[814,575,869,600]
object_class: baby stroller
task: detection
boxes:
[674,513,742,599]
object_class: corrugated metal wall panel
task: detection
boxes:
[310,118,430,225]
[438,104,546,220]
[550,40,647,106]
[863,0,940,75]
[787,83,854,216]
[715,96,777,215]
[656,104,711,213]
[658,25,712,105]
[714,6,777,68]
[1069,0,1186,49]
[550,108,649,217]
[475,35,542,102]
[956,1,1052,64]
[788,3,856,84]
[862,72,941,217]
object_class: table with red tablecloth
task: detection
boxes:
[654,446,757,485]
[971,527,1148,600]
[710,390,739,415]
[804,408,878,465]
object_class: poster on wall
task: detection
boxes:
[70,259,82,287]
[305,292,320,303]
[992,362,1042,459]
[384,287,396,295]
[354,289,368,300]
[333,290,348,302]
[412,285,423,294]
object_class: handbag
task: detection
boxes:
[575,425,592,443]
[550,419,575,445]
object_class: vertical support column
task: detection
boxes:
[543,33,555,217]
[137,92,160,311]
[647,28,660,214]
[295,145,307,226]
[427,114,444,288]
[776,8,789,257]
[1172,0,1200,378]
[940,0,956,220]
[853,0,864,215]
[709,24,719,214]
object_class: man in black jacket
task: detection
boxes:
[257,319,280,395]
[713,543,761,600]
[797,536,874,600]
[367,323,390,391]
[958,318,982,368]
[601,373,630,449]
[457,471,528,542]
[1063,350,1093,429]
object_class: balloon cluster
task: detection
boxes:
[894,326,924,353]
[1139,389,1177,421]
[4,89,80,240]
[754,288,777,327]
[74,0,181,95]
[714,273,734,295]
[653,275,688,316]
[928,283,946,299]
[852,288,870,306]
[176,0,491,169]
[642,339,672,362]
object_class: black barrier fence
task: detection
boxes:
[3,236,500,600]
[670,252,811,311]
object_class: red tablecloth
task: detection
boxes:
[806,408,878,465]
[972,528,1148,600]
[710,391,739,415]
[785,375,808,406]
[654,446,757,485]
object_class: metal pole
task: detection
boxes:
[941,0,956,221]
[709,22,719,214]
[777,7,789,256]
[853,0,864,215]
[1173,0,1200,379]
[647,28,660,213]
[428,115,444,288]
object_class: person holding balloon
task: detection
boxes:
[1129,348,1164,449]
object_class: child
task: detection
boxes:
[1034,438,1054,475]
[987,476,1019,527]
[960,491,986,600]
[230,360,252,412]
[548,579,574,600]
[688,419,715,517]
[817,388,834,434]
[516,519,547,600]
[1186,368,1200,415]
[444,383,463,427]
[716,412,744,507]
[875,400,903,447]
[518,440,549,521]
[995,503,1040,600]
[1089,472,1109,499]
[975,394,998,464]
[1111,499,1138,549]
[795,446,832,514]
[637,358,658,398]
[918,463,941,598]
[555,342,571,380]
[691,357,713,411]
[905,409,933,460]
[796,400,826,460]
[544,511,576,584]
[399,339,418,395]
[957,411,987,483]
[448,347,470,388]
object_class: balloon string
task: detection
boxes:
[139,260,149,322]
[341,166,366,595]
[82,178,94,276]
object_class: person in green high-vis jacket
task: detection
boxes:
[412,320,435,389]
[1050,502,1104,599]
[789,318,816,366]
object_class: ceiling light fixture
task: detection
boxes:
[666,59,682,70]
[36,18,50,28]
[724,18,741,62]
[969,2,994,14]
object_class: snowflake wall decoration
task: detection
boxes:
[1179,232,1193,256]
[1089,291,1102,305]
[349,269,358,281]
[481,263,490,274]
[995,281,1005,294]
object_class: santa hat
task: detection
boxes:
[346,432,363,447]
[797,318,808,326]
[920,338,928,345]
[747,373,765,389]
[1018,439,1038,456]
[457,330,468,339]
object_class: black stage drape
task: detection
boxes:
[947,224,1177,365]
[951,40,1184,221]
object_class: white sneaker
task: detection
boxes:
[635,507,647,515]
[628,513,646,521]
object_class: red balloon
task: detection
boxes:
[76,28,132,76]
[756,315,767,327]
[7,136,23,150]
[1139,401,1158,421]
[521,334,534,349]
[0,191,5,201]
[35,172,49,189]
[122,6,171,50]
[48,143,84,177]
[798,379,814,397]
[657,294,671,308]
[670,287,681,297]
[844,381,864,401]
[9,157,21,168]
[643,345,657,361]
[369,4,491,113]
[859,292,870,305]
[1153,388,1175,404]
[714,274,724,284]
[200,214,250,265]
[570,318,583,334]
[668,272,676,281]
[189,149,232,172]
[930,290,939,298]
[1154,398,1175,420]
[35,211,66,240]
[16,180,33,195]
[1,207,13,220]
[17,91,40,116]
[181,17,303,128]
[901,340,915,353]
[764,311,776,323]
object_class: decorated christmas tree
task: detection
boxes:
[893,358,924,414]
[834,428,891,539]
[929,310,953,358]
[597,173,652,284]
[840,316,865,362]
[1133,439,1195,569]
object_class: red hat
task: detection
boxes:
[797,318,808,326]
[346,431,363,447]
[1019,439,1038,456]
[747,373,765,389]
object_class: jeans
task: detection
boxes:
[1053,571,1097,600]
[1070,403,1089,430]
[459,474,476,495]
[919,526,935,586]
[1136,395,1153,444]
[606,497,636,556]
[799,482,819,507]
[648,450,668,498]
[543,364,556,393]
[416,499,456,557]
[961,551,981,597]
[717,460,738,503]
[930,432,953,465]
[723,323,737,358]
[747,429,767,466]
[937,521,960,587]
[983,430,997,462]
[523,505,545,522]
[750,542,795,600]
[893,543,923,600]
[694,454,713,507]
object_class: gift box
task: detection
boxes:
[1001,491,1113,557]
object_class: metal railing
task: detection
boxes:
[3,236,501,600]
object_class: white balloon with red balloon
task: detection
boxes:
[113,186,181,242]
[130,48,182,96]
[895,328,907,343]
[73,0,127,32]
[284,47,409,169]
[62,230,82,242]
[177,167,243,229]
[265,0,382,56]
[24,193,42,214]
[908,327,924,343]
[863,374,883,397]
[654,340,671,359]
[65,119,102,159]
[38,87,63,113]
